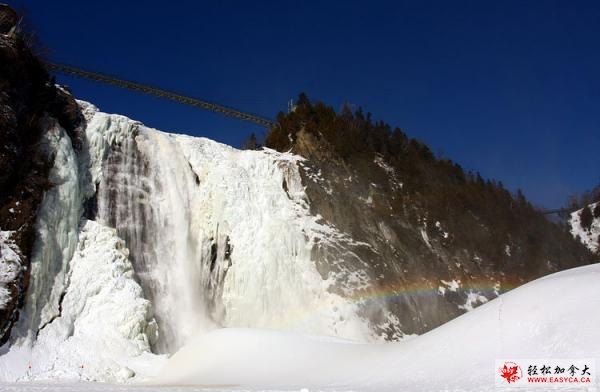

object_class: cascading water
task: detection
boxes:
[92,117,376,354]
[96,126,219,353]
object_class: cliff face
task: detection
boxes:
[0,34,81,343]
[267,99,595,337]
[570,202,600,255]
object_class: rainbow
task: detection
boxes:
[283,276,526,332]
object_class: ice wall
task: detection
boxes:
[0,220,162,382]
[90,110,375,353]
[96,123,216,353]
[12,117,84,345]
[178,137,374,340]
[2,102,376,381]
[1,108,161,381]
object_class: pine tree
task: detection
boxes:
[241,132,258,150]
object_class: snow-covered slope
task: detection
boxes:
[153,263,600,391]
[571,202,600,254]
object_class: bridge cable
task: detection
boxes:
[45,62,275,128]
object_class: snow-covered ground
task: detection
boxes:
[1,262,599,391]
[149,262,600,390]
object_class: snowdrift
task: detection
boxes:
[153,263,600,391]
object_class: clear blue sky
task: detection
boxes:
[13,0,600,208]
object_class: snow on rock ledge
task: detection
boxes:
[0,231,21,311]
[570,202,600,254]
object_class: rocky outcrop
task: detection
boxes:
[267,100,595,338]
[570,202,600,255]
[0,34,82,343]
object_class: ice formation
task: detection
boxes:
[0,231,21,311]
[12,117,84,347]
[0,102,375,380]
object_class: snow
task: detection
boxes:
[301,162,333,195]
[0,230,21,310]
[5,102,375,360]
[457,290,489,311]
[570,202,600,254]
[435,220,449,239]
[374,154,402,191]
[149,263,600,391]
[0,110,162,382]
[420,228,432,249]
[175,135,375,341]
[0,220,163,382]
[440,279,460,292]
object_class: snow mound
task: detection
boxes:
[0,220,163,382]
[153,263,600,391]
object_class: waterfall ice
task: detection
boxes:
[12,117,84,346]
[92,109,376,353]
[0,110,162,382]
[0,101,376,381]
[96,121,214,353]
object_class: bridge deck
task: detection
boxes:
[46,62,275,128]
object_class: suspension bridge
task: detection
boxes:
[43,63,585,219]
[45,62,275,128]
[540,208,574,216]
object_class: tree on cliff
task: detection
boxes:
[241,132,259,150]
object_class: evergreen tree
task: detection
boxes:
[241,132,259,150]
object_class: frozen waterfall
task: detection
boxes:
[88,106,375,353]
[96,124,219,353]
[1,102,376,382]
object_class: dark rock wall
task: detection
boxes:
[278,124,594,339]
